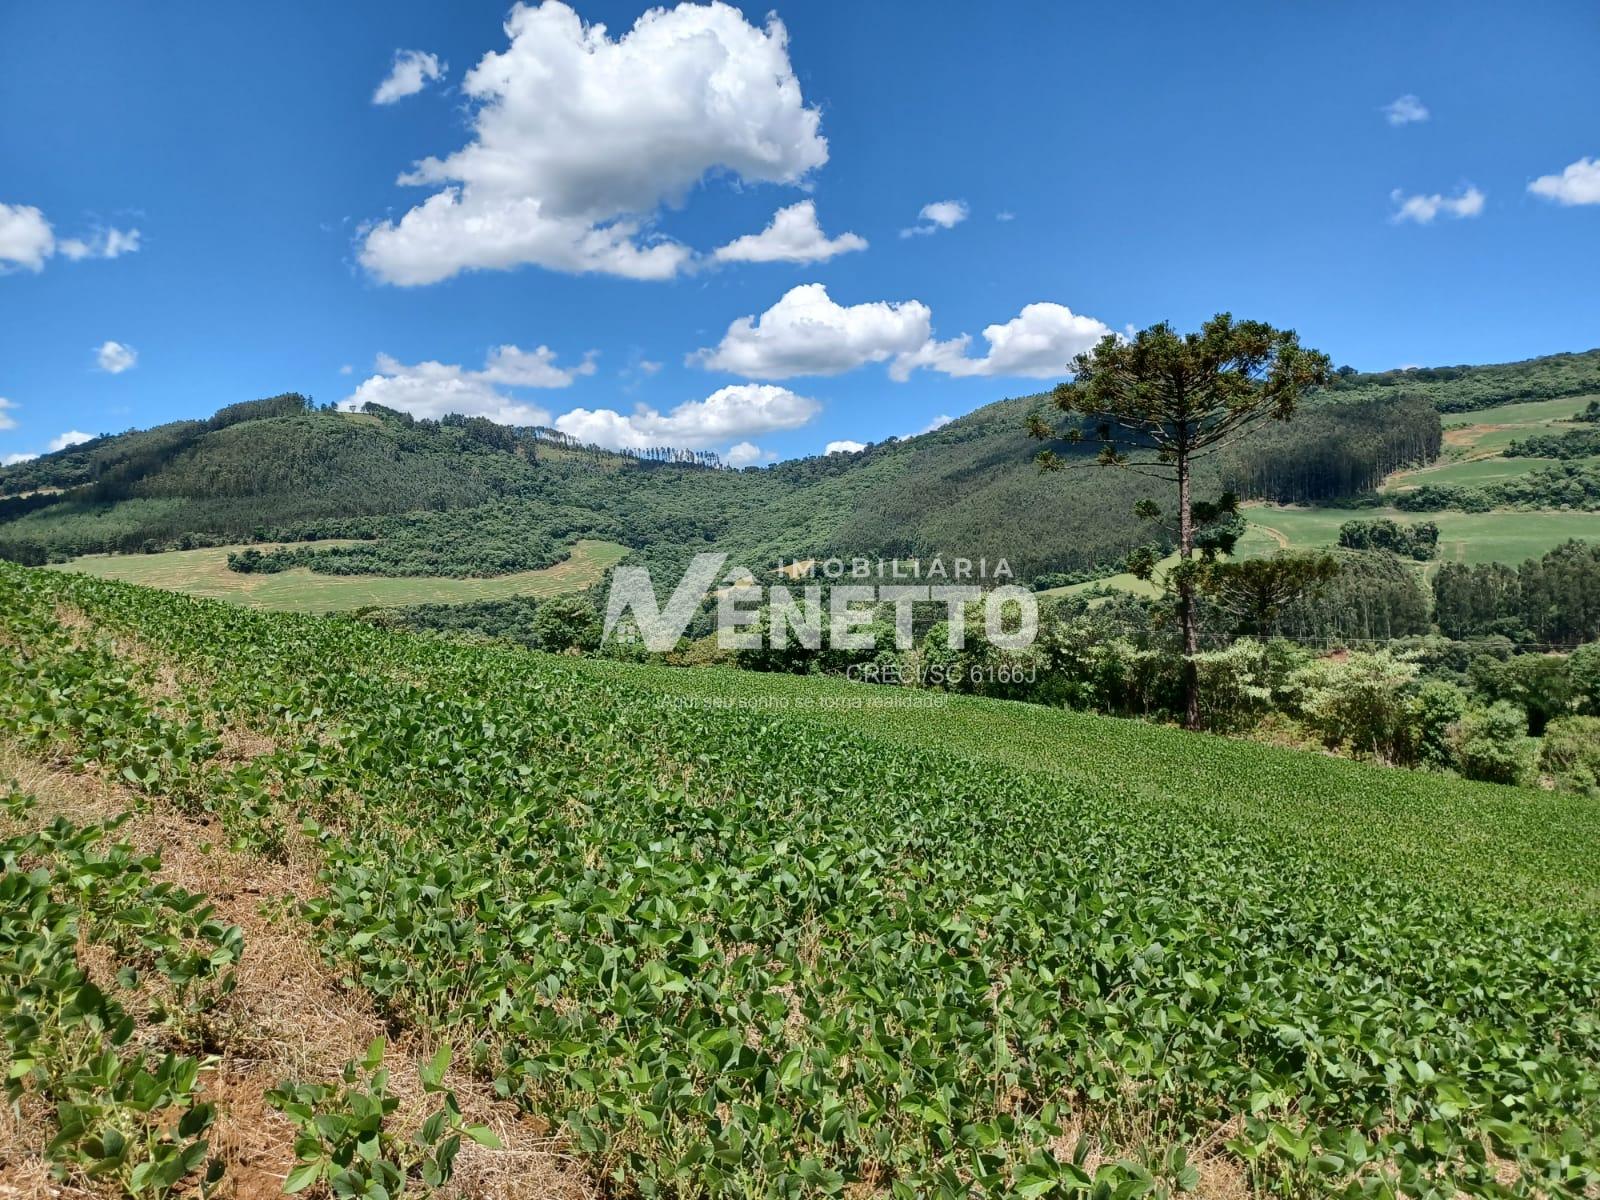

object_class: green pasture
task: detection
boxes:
[50,538,628,613]
[1045,504,1600,599]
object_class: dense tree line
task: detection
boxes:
[374,593,605,653]
[1395,462,1600,513]
[1432,540,1600,645]
[1218,396,1440,502]
[1337,518,1438,559]
[1504,428,1600,459]
[529,427,727,469]
[207,393,312,430]
[1267,551,1432,642]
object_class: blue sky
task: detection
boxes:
[2,0,1597,467]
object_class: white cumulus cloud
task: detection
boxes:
[693,283,932,379]
[0,203,56,272]
[712,200,866,264]
[1528,157,1600,206]
[0,397,17,431]
[480,343,597,386]
[1,203,142,272]
[555,383,818,450]
[697,288,1115,383]
[343,343,595,425]
[96,341,138,374]
[1382,94,1429,125]
[901,198,968,237]
[2,452,38,466]
[373,49,446,105]
[359,1,827,285]
[1390,185,1485,224]
[724,440,775,467]
[825,439,866,455]
[59,227,141,261]
[49,431,94,452]
[891,303,1115,381]
[906,413,953,437]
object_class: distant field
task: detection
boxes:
[1446,393,1598,428]
[1389,391,1598,486]
[1248,504,1600,565]
[1046,503,1600,598]
[49,538,628,613]
[1388,455,1550,489]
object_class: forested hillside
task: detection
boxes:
[1219,395,1442,502]
[1327,347,1600,413]
[0,394,1172,579]
[0,346,1590,584]
[0,393,1429,584]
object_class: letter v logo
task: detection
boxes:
[603,553,727,652]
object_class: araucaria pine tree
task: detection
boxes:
[1030,314,1332,729]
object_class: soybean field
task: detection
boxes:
[1,562,1596,1199]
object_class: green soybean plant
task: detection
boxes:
[267,1038,501,1198]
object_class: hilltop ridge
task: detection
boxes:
[3,346,1595,583]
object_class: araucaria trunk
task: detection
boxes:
[1176,451,1200,731]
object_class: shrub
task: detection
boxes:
[1452,701,1537,786]
[1468,651,1572,734]
[1290,650,1421,763]
[1192,638,1307,733]
[1570,642,1600,715]
[529,594,602,654]
[666,635,735,668]
[1539,716,1600,795]
[1047,632,1181,718]
[1409,680,1469,770]
[1337,518,1439,560]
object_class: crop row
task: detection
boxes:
[0,790,241,1194]
[1,562,1596,1198]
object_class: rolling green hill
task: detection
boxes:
[2,348,1595,610]
[0,387,1427,586]
[1,394,1172,581]
[1328,347,1600,413]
